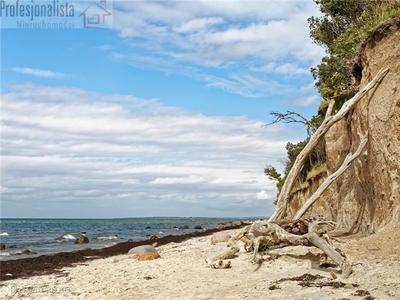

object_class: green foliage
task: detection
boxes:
[265,1,400,199]
[311,55,352,100]
[306,163,327,181]
[264,166,285,194]
[309,0,400,109]
[264,115,326,195]
[309,0,365,52]
[264,166,282,182]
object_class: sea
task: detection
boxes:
[0,217,255,261]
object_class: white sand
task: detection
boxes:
[1,226,399,300]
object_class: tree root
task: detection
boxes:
[206,219,353,278]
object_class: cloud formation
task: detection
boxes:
[107,0,324,101]
[1,84,299,218]
[11,67,66,78]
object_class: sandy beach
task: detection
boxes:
[1,224,399,300]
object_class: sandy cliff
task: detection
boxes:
[287,16,400,234]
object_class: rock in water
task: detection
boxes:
[21,249,37,255]
[128,245,158,256]
[0,243,5,250]
[211,232,231,244]
[75,236,89,244]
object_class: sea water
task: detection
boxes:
[0,217,250,260]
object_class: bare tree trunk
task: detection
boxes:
[269,68,389,222]
[293,132,369,219]
[307,223,352,278]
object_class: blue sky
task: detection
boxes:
[0,0,325,218]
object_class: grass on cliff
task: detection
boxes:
[312,1,400,109]
[290,164,327,195]
[333,1,400,60]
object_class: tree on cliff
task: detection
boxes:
[309,0,400,107]
[266,0,399,220]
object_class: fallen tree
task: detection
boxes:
[206,218,352,278]
[293,131,369,220]
[269,68,389,222]
[206,69,389,279]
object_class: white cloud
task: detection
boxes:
[250,62,309,75]
[11,67,66,78]
[256,190,271,200]
[289,95,320,107]
[173,17,224,33]
[107,1,325,99]
[150,175,205,185]
[0,84,297,217]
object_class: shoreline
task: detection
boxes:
[0,223,245,281]
[0,223,399,299]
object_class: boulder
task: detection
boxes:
[137,253,160,261]
[194,225,203,230]
[149,235,158,240]
[211,232,231,245]
[0,243,5,250]
[21,249,37,255]
[75,236,89,244]
[128,245,158,256]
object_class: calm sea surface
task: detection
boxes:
[0,217,255,260]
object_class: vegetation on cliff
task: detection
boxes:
[265,0,400,197]
[310,0,400,109]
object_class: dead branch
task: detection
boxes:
[264,111,318,133]
[293,132,369,220]
[269,68,389,222]
[207,219,352,278]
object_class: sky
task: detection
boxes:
[0,0,325,218]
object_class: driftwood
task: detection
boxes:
[293,132,369,220]
[206,219,352,278]
[269,68,389,222]
[206,70,389,279]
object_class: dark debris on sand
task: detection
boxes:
[272,273,360,289]
[0,223,244,281]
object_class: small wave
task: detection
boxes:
[97,235,118,240]
[56,234,76,242]
[0,252,11,256]
[0,232,9,236]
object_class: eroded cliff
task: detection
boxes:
[287,16,400,234]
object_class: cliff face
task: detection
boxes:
[287,17,400,234]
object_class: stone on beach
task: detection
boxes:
[128,245,158,256]
[137,253,161,261]
[211,232,231,244]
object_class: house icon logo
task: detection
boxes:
[80,0,112,28]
